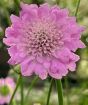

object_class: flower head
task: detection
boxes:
[3,3,85,79]
[0,77,15,104]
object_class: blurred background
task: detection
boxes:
[0,0,88,105]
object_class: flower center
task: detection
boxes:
[0,85,9,96]
[30,31,58,56]
[21,20,63,57]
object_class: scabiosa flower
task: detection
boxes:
[3,3,85,79]
[0,77,15,104]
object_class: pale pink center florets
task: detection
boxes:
[21,19,63,57]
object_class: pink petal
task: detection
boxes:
[10,15,21,23]
[3,38,18,46]
[49,58,68,79]
[38,3,50,18]
[20,3,38,21]
[34,63,48,80]
[21,59,35,76]
[67,63,76,71]
[65,40,85,51]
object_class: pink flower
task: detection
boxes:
[3,3,85,79]
[0,77,15,104]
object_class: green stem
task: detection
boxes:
[21,76,24,105]
[0,2,11,25]
[75,0,81,17]
[65,77,70,105]
[4,10,11,25]
[10,65,21,75]
[24,76,39,103]
[14,0,20,15]
[56,0,60,5]
[46,78,53,105]
[9,75,21,105]
[55,79,63,105]
[13,100,17,105]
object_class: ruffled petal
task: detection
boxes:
[21,59,35,76]
[34,63,48,80]
[65,39,85,51]
[38,3,50,18]
[20,3,38,21]
[67,62,76,71]
[10,15,21,24]
[49,58,68,79]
